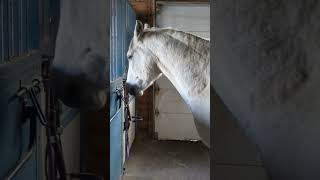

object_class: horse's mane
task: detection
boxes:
[143,27,210,57]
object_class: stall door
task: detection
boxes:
[110,1,136,180]
[0,0,60,179]
[122,3,137,165]
[110,1,125,179]
[155,3,210,140]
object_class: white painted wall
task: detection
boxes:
[60,115,81,174]
[155,3,210,140]
[39,117,81,179]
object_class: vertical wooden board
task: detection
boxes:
[31,0,37,49]
[121,0,126,72]
[114,0,118,80]
[17,0,21,55]
[111,0,117,81]
[12,0,19,57]
[26,0,30,51]
[2,0,9,61]
[0,0,3,62]
[27,0,39,49]
[48,0,60,46]
[110,111,123,180]
[110,0,115,80]
[8,0,12,58]
[116,0,123,77]
[20,0,27,54]
[125,3,136,69]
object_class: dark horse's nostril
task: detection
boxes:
[126,83,139,96]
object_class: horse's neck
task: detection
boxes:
[143,30,210,103]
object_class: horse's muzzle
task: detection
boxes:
[126,83,141,96]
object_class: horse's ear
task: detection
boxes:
[134,20,144,40]
[144,23,150,29]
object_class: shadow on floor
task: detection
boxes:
[122,133,210,180]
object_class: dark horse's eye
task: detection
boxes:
[127,55,133,59]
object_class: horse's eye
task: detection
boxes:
[127,55,133,59]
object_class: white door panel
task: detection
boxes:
[156,113,200,140]
[156,88,191,114]
[155,3,209,140]
[156,5,210,35]
[156,76,176,89]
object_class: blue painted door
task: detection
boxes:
[110,0,136,180]
[0,0,60,179]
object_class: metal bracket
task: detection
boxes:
[132,116,143,122]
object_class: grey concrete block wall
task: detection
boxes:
[212,0,320,179]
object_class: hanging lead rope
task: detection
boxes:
[41,56,104,180]
[114,80,131,161]
[8,57,104,180]
[123,78,131,161]
[115,78,143,162]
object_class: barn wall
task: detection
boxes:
[213,0,320,179]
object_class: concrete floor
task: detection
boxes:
[122,133,210,180]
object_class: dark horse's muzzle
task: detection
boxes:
[51,64,107,111]
[126,83,141,96]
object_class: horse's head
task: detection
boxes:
[51,0,108,110]
[126,20,162,96]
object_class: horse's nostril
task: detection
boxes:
[126,83,139,96]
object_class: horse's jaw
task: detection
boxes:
[139,73,163,94]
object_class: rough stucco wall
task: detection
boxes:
[212,89,269,180]
[213,0,320,180]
